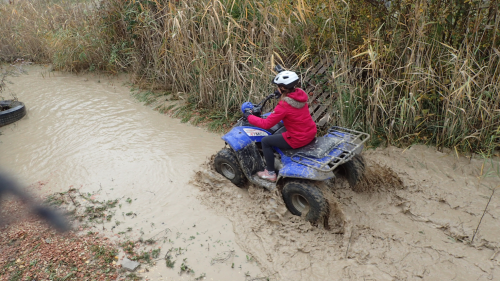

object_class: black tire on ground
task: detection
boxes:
[214,148,247,187]
[0,100,26,127]
[338,154,366,188]
[282,180,327,222]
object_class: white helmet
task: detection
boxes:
[273,71,299,89]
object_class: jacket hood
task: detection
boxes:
[283,88,308,108]
[287,88,308,102]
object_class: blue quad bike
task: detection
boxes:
[214,93,370,223]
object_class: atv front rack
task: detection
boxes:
[289,127,370,172]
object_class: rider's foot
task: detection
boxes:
[257,169,277,182]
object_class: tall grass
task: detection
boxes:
[0,0,131,72]
[319,0,500,154]
[115,0,302,117]
[0,0,498,155]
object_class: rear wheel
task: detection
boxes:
[338,154,366,189]
[214,148,246,186]
[282,180,327,222]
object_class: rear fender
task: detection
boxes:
[278,155,335,181]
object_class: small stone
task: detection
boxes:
[121,258,140,271]
[45,239,51,244]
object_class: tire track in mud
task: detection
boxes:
[193,146,500,281]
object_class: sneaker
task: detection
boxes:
[257,169,277,182]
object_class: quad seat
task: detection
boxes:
[281,136,343,159]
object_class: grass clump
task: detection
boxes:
[91,244,118,264]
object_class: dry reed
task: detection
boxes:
[0,0,498,155]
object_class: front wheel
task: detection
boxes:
[214,148,246,187]
[282,180,327,222]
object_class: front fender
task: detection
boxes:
[222,126,270,151]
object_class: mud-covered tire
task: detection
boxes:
[214,148,247,187]
[338,154,366,188]
[0,100,26,127]
[282,180,327,222]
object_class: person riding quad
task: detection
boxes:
[243,70,317,182]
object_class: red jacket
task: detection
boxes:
[248,88,317,149]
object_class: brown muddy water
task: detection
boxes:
[1,65,500,281]
[0,65,262,280]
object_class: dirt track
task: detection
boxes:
[194,145,500,281]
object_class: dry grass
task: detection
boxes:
[326,0,500,155]
[0,0,498,155]
[0,0,131,72]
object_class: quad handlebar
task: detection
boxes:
[251,90,280,117]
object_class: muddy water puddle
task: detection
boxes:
[0,66,262,280]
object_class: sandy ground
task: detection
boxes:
[194,145,500,281]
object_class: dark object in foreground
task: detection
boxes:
[0,170,69,232]
[0,99,26,126]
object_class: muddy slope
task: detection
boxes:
[194,145,500,281]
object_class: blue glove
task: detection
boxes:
[241,102,254,114]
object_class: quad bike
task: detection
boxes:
[214,67,370,222]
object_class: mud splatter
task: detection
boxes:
[316,182,346,233]
[349,160,404,193]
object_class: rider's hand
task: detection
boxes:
[243,109,253,120]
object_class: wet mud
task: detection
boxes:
[194,146,500,281]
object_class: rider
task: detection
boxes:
[244,70,317,182]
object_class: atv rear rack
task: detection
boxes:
[289,127,370,172]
